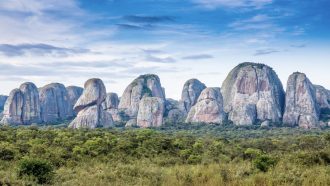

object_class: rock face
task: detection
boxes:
[39,83,73,123]
[0,89,24,125]
[181,79,206,113]
[314,85,330,109]
[118,74,165,118]
[102,93,122,122]
[66,86,83,114]
[20,82,41,124]
[283,73,320,128]
[1,82,41,125]
[221,62,285,125]
[164,99,186,123]
[69,78,113,129]
[137,97,165,128]
[0,95,8,111]
[186,87,226,123]
[102,93,119,110]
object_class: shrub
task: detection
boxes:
[17,158,54,184]
[253,155,276,172]
[0,146,15,161]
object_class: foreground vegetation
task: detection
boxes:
[0,123,329,185]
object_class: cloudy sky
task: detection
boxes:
[0,0,330,99]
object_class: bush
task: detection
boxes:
[0,146,15,161]
[253,155,276,172]
[17,158,54,184]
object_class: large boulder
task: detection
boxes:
[164,99,186,123]
[181,79,206,113]
[69,78,113,129]
[137,97,165,128]
[118,74,165,117]
[314,85,330,109]
[1,82,41,125]
[0,95,8,111]
[39,83,73,123]
[66,86,83,114]
[19,82,41,124]
[283,72,320,128]
[102,93,119,110]
[221,62,285,125]
[0,89,24,125]
[102,93,123,122]
[186,87,226,123]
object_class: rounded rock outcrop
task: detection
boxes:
[137,97,165,128]
[39,83,73,123]
[66,86,83,115]
[118,74,165,118]
[19,82,41,124]
[1,82,41,125]
[221,62,285,125]
[181,79,206,113]
[186,87,226,123]
[0,89,24,125]
[69,78,113,129]
[0,95,8,111]
[164,99,186,123]
[283,72,320,129]
[314,85,330,109]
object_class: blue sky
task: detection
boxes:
[0,0,330,99]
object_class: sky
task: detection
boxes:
[0,0,330,99]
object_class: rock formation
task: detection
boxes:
[314,85,330,109]
[137,97,165,128]
[66,86,83,114]
[0,89,24,125]
[1,82,41,125]
[283,72,320,128]
[181,79,206,113]
[186,87,226,123]
[102,93,122,122]
[164,99,186,123]
[0,95,8,111]
[118,74,165,118]
[69,78,113,129]
[221,62,285,125]
[20,82,41,124]
[39,83,73,123]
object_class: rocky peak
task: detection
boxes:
[181,78,206,113]
[221,62,285,125]
[283,72,320,128]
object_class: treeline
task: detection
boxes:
[0,124,329,185]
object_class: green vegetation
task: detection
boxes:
[0,124,329,185]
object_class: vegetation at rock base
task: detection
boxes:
[0,123,329,185]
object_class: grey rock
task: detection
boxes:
[0,89,24,125]
[137,97,165,128]
[125,118,137,127]
[69,78,113,129]
[118,74,165,118]
[314,85,330,109]
[39,83,73,123]
[19,82,41,124]
[66,86,83,115]
[102,93,119,110]
[186,87,226,124]
[181,79,206,113]
[0,95,8,111]
[164,98,186,123]
[260,120,270,128]
[69,105,113,129]
[283,72,320,129]
[221,62,285,125]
